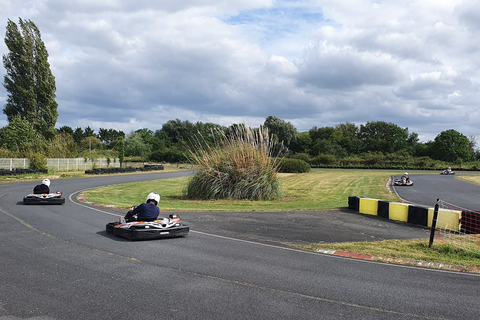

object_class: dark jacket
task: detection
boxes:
[124,202,160,221]
[33,184,50,194]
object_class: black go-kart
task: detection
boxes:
[106,214,189,240]
[440,169,455,175]
[23,191,65,205]
[393,178,413,186]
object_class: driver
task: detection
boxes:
[124,192,160,222]
[402,172,410,182]
[33,178,51,194]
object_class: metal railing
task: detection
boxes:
[0,158,121,171]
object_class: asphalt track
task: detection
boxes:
[1,171,479,319]
[392,173,480,211]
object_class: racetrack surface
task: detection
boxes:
[1,171,479,319]
[392,173,480,211]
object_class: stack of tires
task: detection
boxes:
[0,168,48,176]
[85,164,164,175]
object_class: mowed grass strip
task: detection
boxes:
[82,170,400,211]
[297,239,480,271]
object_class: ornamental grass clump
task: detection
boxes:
[186,125,282,200]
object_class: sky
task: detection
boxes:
[0,0,480,142]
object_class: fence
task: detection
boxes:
[0,158,121,171]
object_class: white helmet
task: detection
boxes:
[403,172,408,176]
[42,178,51,186]
[146,192,160,205]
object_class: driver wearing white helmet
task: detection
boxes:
[124,192,161,222]
[33,178,51,194]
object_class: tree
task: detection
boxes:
[118,136,125,167]
[429,129,472,162]
[0,115,41,150]
[58,125,74,137]
[125,131,151,157]
[98,128,124,146]
[83,126,95,138]
[47,133,77,157]
[161,119,196,144]
[80,136,102,152]
[263,116,298,149]
[3,18,58,140]
[73,127,84,145]
[358,121,409,153]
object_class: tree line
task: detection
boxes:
[1,18,478,170]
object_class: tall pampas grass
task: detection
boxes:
[185,124,282,200]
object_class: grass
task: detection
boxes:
[456,174,480,185]
[0,165,186,184]
[296,239,480,272]
[81,170,401,211]
[185,124,282,200]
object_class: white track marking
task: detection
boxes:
[67,188,480,277]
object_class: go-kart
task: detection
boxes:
[393,178,413,186]
[23,191,65,205]
[440,170,455,175]
[106,214,189,240]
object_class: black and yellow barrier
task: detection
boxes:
[348,196,462,232]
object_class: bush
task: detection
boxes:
[310,154,338,165]
[27,152,47,170]
[278,158,311,173]
[149,147,186,163]
[293,153,311,163]
[185,125,282,200]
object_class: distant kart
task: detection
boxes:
[393,178,413,186]
[106,214,189,240]
[440,170,455,175]
[23,192,65,205]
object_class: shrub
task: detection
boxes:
[185,125,282,200]
[149,147,186,163]
[293,153,311,163]
[310,154,338,165]
[27,152,47,170]
[278,158,311,173]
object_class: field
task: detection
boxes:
[82,169,401,211]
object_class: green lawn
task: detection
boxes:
[82,169,401,211]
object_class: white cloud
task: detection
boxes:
[0,0,480,142]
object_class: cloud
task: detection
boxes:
[0,0,480,143]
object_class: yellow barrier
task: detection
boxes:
[358,198,379,216]
[350,196,462,232]
[428,208,461,231]
[389,202,409,222]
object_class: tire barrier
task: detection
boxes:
[85,164,164,175]
[0,168,48,176]
[348,196,465,232]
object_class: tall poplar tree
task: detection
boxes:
[3,18,58,140]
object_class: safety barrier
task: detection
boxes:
[348,196,462,232]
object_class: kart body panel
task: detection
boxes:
[23,192,65,205]
[440,171,455,175]
[393,179,413,186]
[106,216,189,240]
